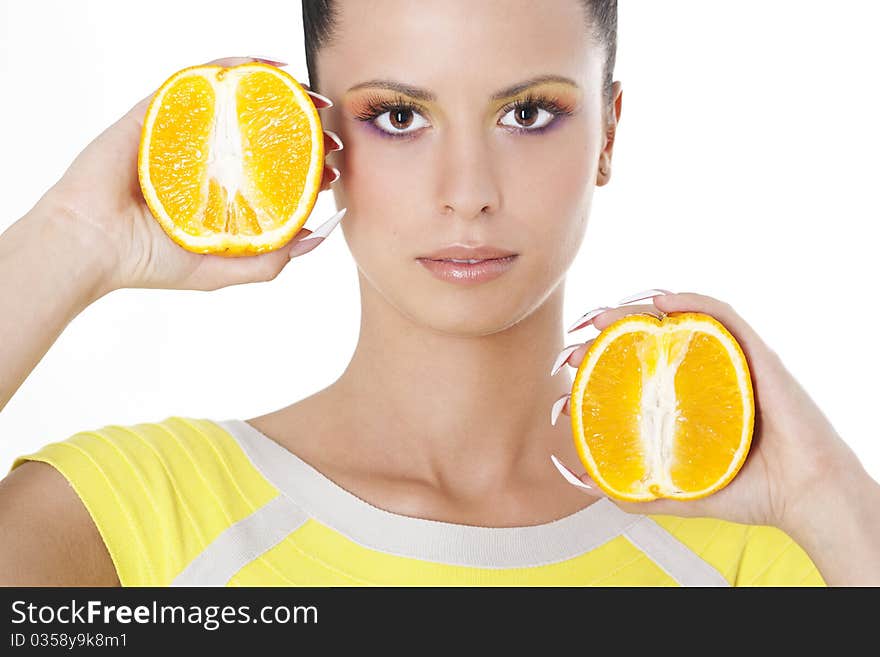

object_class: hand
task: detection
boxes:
[552,289,868,532]
[36,56,344,294]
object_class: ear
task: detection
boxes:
[596,81,623,186]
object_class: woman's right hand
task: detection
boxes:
[36,56,344,294]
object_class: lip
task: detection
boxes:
[416,255,519,285]
[419,245,518,260]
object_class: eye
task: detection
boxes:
[373,106,430,136]
[497,93,574,134]
[354,96,431,138]
[354,92,573,139]
[498,102,556,131]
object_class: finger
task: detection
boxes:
[651,292,775,365]
[190,241,297,289]
[204,56,267,68]
[550,394,570,425]
[184,207,346,287]
[306,89,334,108]
[192,207,338,286]
[550,338,596,376]
[550,455,713,515]
[550,455,604,495]
[288,207,347,258]
[320,164,341,192]
[590,303,665,331]
[247,56,288,67]
[324,130,343,152]
[125,92,158,129]
[576,470,606,496]
[567,299,665,334]
[298,80,335,109]
[126,56,272,127]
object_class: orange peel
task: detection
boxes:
[570,311,755,502]
[138,62,324,256]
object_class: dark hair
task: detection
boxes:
[302,0,617,116]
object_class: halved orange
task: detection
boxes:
[570,312,755,502]
[138,62,324,255]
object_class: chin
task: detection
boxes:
[404,290,537,337]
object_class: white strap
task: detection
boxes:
[209,419,730,584]
[171,494,309,586]
[624,517,730,586]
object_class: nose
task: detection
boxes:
[436,129,501,220]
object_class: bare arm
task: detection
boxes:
[782,462,880,586]
[0,460,120,586]
[1,57,340,416]
[557,292,880,585]
[0,203,120,585]
[0,202,114,413]
[0,55,341,586]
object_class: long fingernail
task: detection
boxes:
[328,166,341,184]
[288,236,323,259]
[550,344,581,376]
[249,56,288,66]
[616,288,674,305]
[566,306,613,333]
[325,130,344,151]
[550,455,595,491]
[306,90,334,108]
[289,208,347,258]
[550,393,569,426]
[304,207,347,240]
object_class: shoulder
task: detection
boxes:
[2,416,279,586]
[649,514,825,586]
[0,459,119,585]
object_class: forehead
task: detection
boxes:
[318,0,601,92]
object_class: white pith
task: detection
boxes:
[571,317,752,500]
[647,328,696,495]
[139,65,322,251]
[207,75,247,207]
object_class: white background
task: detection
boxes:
[1,1,878,482]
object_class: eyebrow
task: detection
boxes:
[346,74,579,102]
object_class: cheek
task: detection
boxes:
[498,122,594,211]
[338,118,597,266]
[496,123,595,254]
[341,128,419,213]
[338,127,410,213]
[334,127,428,265]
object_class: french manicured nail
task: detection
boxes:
[324,130,344,151]
[550,393,569,426]
[306,90,334,108]
[288,208,347,258]
[616,289,674,305]
[250,56,288,66]
[288,236,323,258]
[550,455,595,491]
[566,306,613,333]
[550,344,581,376]
[306,207,346,240]
[328,166,341,184]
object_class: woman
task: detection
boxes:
[1,0,878,586]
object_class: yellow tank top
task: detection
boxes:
[8,417,824,586]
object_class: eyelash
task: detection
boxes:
[353,91,574,139]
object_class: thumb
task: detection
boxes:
[185,210,334,289]
[551,454,708,517]
[187,243,297,290]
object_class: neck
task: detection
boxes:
[331,274,576,497]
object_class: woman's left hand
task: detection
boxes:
[552,289,868,533]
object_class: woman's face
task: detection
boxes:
[317,0,614,337]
